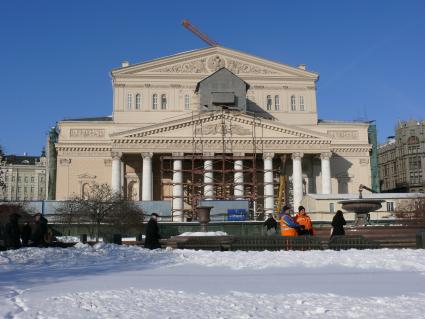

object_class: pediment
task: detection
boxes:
[112,46,318,79]
[111,112,330,143]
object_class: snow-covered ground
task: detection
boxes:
[1,245,425,318]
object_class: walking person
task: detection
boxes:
[31,213,48,246]
[279,205,303,237]
[144,213,161,249]
[21,222,32,247]
[5,213,21,249]
[331,210,346,237]
[294,206,314,235]
[263,213,278,236]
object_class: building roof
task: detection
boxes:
[61,116,112,122]
[1,155,41,165]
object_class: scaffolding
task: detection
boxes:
[160,110,271,221]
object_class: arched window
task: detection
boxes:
[274,95,280,111]
[184,95,190,110]
[161,94,167,110]
[135,94,141,110]
[152,94,158,110]
[407,136,419,145]
[291,95,296,111]
[127,93,132,110]
[299,96,305,111]
[266,95,272,111]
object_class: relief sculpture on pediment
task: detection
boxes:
[226,59,277,75]
[156,58,208,73]
[195,124,251,136]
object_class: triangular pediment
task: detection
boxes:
[111,46,318,80]
[111,112,330,143]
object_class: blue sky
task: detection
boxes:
[1,0,424,155]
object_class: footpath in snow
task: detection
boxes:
[1,244,425,318]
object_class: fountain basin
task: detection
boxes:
[338,199,384,214]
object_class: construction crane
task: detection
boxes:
[182,20,219,47]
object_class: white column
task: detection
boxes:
[263,153,274,216]
[292,152,304,211]
[111,152,122,194]
[172,154,184,221]
[321,152,332,194]
[141,152,153,201]
[234,158,244,199]
[204,156,214,200]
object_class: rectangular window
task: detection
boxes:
[386,202,394,212]
[12,176,15,182]
[31,176,35,183]
[266,95,272,111]
[135,94,141,110]
[184,95,190,110]
[17,176,21,182]
[127,93,132,110]
[30,186,34,193]
[329,203,335,213]
[299,96,305,111]
[25,176,28,183]
[274,95,280,111]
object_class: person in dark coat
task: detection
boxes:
[5,213,21,249]
[263,213,278,236]
[31,213,48,246]
[331,210,346,237]
[21,222,32,247]
[144,213,161,249]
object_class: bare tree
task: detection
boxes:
[395,197,425,225]
[56,182,144,241]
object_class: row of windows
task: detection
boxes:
[126,93,305,112]
[4,176,43,183]
[127,93,192,111]
[4,185,44,193]
[265,95,305,112]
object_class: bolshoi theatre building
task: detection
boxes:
[54,46,375,220]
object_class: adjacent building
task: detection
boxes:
[0,154,47,201]
[378,120,425,193]
[55,46,375,220]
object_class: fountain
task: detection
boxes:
[338,184,384,226]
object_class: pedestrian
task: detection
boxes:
[279,205,303,237]
[5,213,21,249]
[331,210,346,237]
[21,222,32,247]
[294,206,314,235]
[144,213,161,249]
[263,213,278,236]
[31,213,48,246]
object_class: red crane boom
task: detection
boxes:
[182,20,219,47]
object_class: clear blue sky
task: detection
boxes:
[1,0,424,155]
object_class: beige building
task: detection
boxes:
[379,120,425,193]
[55,46,373,220]
[0,155,47,201]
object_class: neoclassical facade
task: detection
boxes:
[55,46,373,219]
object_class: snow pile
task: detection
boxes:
[1,245,425,273]
[56,236,81,243]
[178,231,228,236]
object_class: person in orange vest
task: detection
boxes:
[294,206,314,235]
[279,205,303,237]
